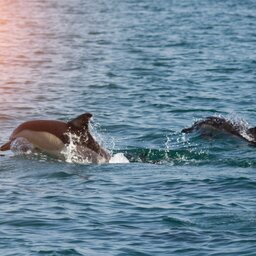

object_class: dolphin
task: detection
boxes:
[0,113,111,163]
[182,116,256,145]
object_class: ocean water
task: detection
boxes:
[0,0,256,255]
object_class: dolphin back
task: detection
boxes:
[182,117,238,134]
[182,116,256,145]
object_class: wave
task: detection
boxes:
[0,114,15,120]
[117,147,210,165]
[3,135,256,167]
[114,146,256,167]
[2,115,256,167]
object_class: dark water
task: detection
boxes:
[1,0,256,255]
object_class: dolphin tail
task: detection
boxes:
[0,141,11,151]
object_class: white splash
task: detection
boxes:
[228,115,255,142]
[109,153,130,164]
[61,131,129,164]
[9,125,130,164]
[61,132,92,164]
[10,137,35,154]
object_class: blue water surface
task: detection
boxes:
[0,0,256,255]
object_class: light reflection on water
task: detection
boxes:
[0,1,107,120]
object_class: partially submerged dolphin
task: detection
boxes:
[0,113,111,163]
[182,116,256,145]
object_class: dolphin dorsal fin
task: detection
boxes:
[68,113,92,130]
